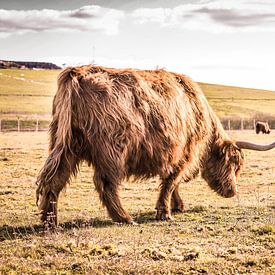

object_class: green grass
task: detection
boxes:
[0,69,57,116]
[0,131,274,273]
[0,95,52,114]
[1,68,275,118]
[199,82,275,118]
[0,69,59,96]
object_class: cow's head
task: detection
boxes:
[202,140,275,198]
[202,140,244,198]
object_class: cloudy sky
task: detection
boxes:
[1,0,275,90]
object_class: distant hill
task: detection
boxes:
[198,82,275,120]
[0,68,274,120]
[0,60,61,70]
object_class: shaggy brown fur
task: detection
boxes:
[36,65,245,225]
[256,121,271,134]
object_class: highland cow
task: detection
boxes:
[36,65,275,226]
[256,121,271,134]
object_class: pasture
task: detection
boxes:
[1,69,275,119]
[0,131,274,274]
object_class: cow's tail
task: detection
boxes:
[52,67,81,149]
[36,67,81,205]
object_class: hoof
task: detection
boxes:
[41,211,58,229]
[42,219,57,230]
[156,209,173,221]
[171,205,185,213]
[115,220,138,226]
[171,201,185,213]
[113,215,134,225]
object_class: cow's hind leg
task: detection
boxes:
[36,149,79,227]
[170,185,184,213]
[156,170,183,220]
[94,173,133,223]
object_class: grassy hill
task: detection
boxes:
[0,69,58,116]
[199,82,275,119]
[0,68,275,119]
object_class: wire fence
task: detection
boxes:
[0,118,274,132]
[0,119,50,132]
[220,119,275,131]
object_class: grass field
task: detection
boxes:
[199,82,275,119]
[0,69,57,116]
[0,131,274,274]
[1,68,275,119]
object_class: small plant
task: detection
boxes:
[253,224,274,235]
[190,205,208,213]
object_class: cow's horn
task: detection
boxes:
[236,141,275,151]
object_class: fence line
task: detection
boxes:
[0,118,274,132]
[221,119,275,131]
[0,119,50,132]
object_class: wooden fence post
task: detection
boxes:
[228,119,231,130]
[241,119,244,130]
[36,119,39,132]
[17,118,20,132]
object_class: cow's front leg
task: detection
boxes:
[170,185,184,213]
[94,172,133,224]
[156,170,183,221]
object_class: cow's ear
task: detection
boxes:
[220,140,241,161]
[223,141,245,164]
[212,139,233,159]
[221,141,233,159]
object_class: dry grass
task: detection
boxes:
[0,131,274,274]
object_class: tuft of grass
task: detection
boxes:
[190,205,208,213]
[253,224,275,235]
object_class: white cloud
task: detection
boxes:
[131,0,275,32]
[0,5,124,37]
[2,1,275,37]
